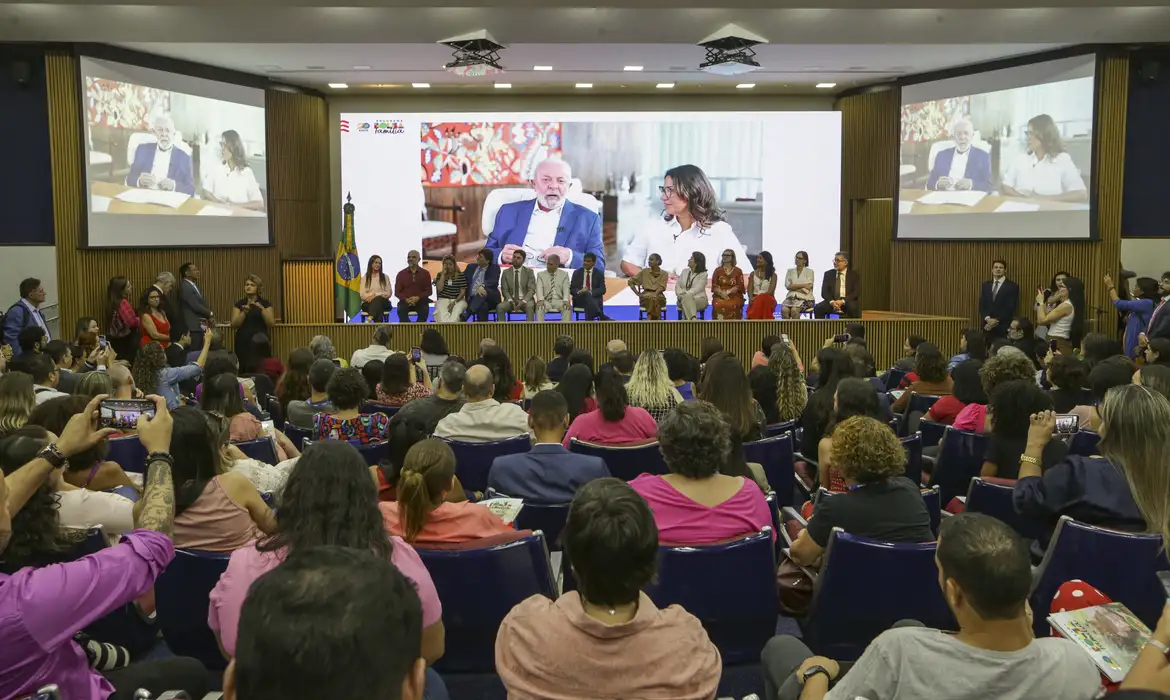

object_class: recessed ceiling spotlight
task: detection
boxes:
[735,83,756,89]
[352,65,372,70]
[575,83,593,88]
[495,82,512,88]
[656,83,675,89]
[328,83,349,89]
[816,82,837,88]
[533,65,553,71]
[624,65,644,71]
[411,82,431,88]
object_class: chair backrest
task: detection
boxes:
[513,502,571,551]
[931,426,989,505]
[283,424,312,451]
[481,183,601,238]
[764,420,798,439]
[901,433,923,487]
[107,435,147,473]
[921,484,941,535]
[154,548,232,670]
[805,530,954,660]
[233,437,278,465]
[354,440,389,466]
[919,420,946,449]
[360,401,400,418]
[1068,430,1101,457]
[965,477,1044,541]
[568,439,669,482]
[743,433,796,507]
[883,369,908,392]
[264,394,284,431]
[440,435,532,492]
[899,393,942,436]
[645,529,777,664]
[1030,516,1170,637]
[416,533,556,672]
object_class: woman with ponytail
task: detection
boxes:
[379,438,513,545]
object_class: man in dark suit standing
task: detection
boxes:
[178,261,214,347]
[487,390,609,503]
[814,251,861,319]
[1140,272,1170,348]
[979,259,1020,340]
[569,252,609,321]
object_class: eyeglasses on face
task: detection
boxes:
[658,186,676,197]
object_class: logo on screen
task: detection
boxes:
[358,122,371,132]
[340,119,350,133]
[374,119,405,135]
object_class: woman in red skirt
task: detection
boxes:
[746,251,778,320]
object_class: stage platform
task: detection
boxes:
[220,312,970,372]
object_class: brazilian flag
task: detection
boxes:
[335,193,362,319]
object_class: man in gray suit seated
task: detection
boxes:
[496,249,536,322]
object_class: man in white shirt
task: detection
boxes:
[496,250,537,322]
[350,325,400,368]
[535,254,572,322]
[126,113,195,195]
[927,118,993,193]
[29,354,68,405]
[485,158,605,272]
[434,365,530,443]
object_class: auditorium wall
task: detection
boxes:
[839,54,1129,338]
[44,50,331,327]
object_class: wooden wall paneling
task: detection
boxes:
[266,89,330,259]
[851,199,894,311]
[281,260,333,323]
[837,88,900,251]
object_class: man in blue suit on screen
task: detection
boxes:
[125,113,196,196]
[485,157,605,273]
[926,118,993,193]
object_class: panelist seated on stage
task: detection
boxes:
[814,251,861,319]
[926,118,993,193]
[569,252,608,322]
[485,157,605,272]
[497,250,537,322]
[536,254,573,322]
[125,113,195,196]
[462,248,502,322]
[394,250,432,324]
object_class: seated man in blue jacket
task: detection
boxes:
[487,390,609,503]
[926,118,993,193]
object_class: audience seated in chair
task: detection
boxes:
[813,378,888,493]
[170,407,276,552]
[800,347,856,470]
[210,412,298,499]
[312,368,389,444]
[952,351,1037,434]
[376,354,434,406]
[1046,353,1090,414]
[980,380,1067,480]
[699,354,771,491]
[891,343,953,414]
[275,347,314,413]
[203,372,295,462]
[555,363,597,421]
[380,438,513,545]
[0,395,210,700]
[1070,357,1136,431]
[390,360,467,441]
[763,513,1101,700]
[624,350,683,424]
[28,395,138,492]
[521,355,556,399]
[630,401,771,544]
[1013,384,1153,561]
[221,546,434,700]
[563,367,657,447]
[350,324,398,369]
[768,340,809,424]
[496,478,721,700]
[210,440,443,663]
[488,390,608,503]
[286,358,337,431]
[361,359,384,400]
[790,417,934,570]
[924,360,983,428]
[433,364,529,442]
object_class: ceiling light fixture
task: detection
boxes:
[328,83,349,89]
[816,82,837,88]
[656,83,675,88]
[735,83,755,89]
[352,65,372,70]
[575,83,593,88]
[624,65,643,71]
[495,82,512,88]
[533,65,553,71]
[411,82,431,88]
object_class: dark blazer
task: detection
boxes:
[178,279,213,334]
[979,278,1020,329]
[1148,299,1170,341]
[820,267,860,304]
[927,147,993,193]
[463,263,501,303]
[486,199,605,273]
[487,443,609,503]
[569,267,605,302]
[126,143,195,195]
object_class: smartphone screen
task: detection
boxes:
[99,399,157,430]
[199,318,210,333]
[98,335,108,350]
[833,334,850,343]
[411,347,422,363]
[1054,413,1079,435]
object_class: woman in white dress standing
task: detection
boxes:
[202,130,265,211]
[781,250,816,319]
[676,252,709,320]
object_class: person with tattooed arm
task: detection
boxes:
[0,394,211,700]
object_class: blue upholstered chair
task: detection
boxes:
[359,401,400,419]
[901,433,924,487]
[233,437,279,465]
[1068,430,1101,457]
[764,420,799,439]
[919,420,947,449]
[440,435,531,493]
[354,440,389,466]
[929,427,989,505]
[883,369,908,392]
[154,548,232,670]
[964,477,1043,541]
[107,435,147,473]
[417,533,556,672]
[921,485,941,536]
[743,433,797,507]
[897,393,942,436]
[568,439,669,482]
[513,502,571,551]
[283,424,312,451]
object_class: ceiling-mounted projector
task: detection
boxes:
[439,30,506,77]
[697,23,766,76]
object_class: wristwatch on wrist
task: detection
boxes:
[801,665,831,685]
[37,443,67,469]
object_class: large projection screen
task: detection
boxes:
[897,55,1097,240]
[80,56,271,248]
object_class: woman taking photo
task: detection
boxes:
[133,333,212,409]
[1037,275,1085,356]
[359,254,392,323]
[781,250,816,319]
[1107,274,1158,359]
[563,367,658,447]
[745,251,779,320]
[675,252,709,321]
[432,254,467,323]
[710,249,746,320]
[230,274,274,374]
[376,354,433,406]
[139,286,171,348]
[106,276,140,362]
[202,129,265,210]
[627,254,669,320]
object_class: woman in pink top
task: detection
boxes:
[630,401,772,544]
[169,407,277,552]
[380,438,514,545]
[209,440,444,662]
[563,367,658,447]
[496,478,721,699]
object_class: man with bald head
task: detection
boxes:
[394,249,432,323]
[109,363,137,400]
[927,117,992,193]
[485,157,605,273]
[433,363,530,442]
[127,112,195,195]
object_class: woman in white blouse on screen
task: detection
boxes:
[781,250,816,319]
[676,251,709,320]
[202,130,265,211]
[1001,114,1088,203]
